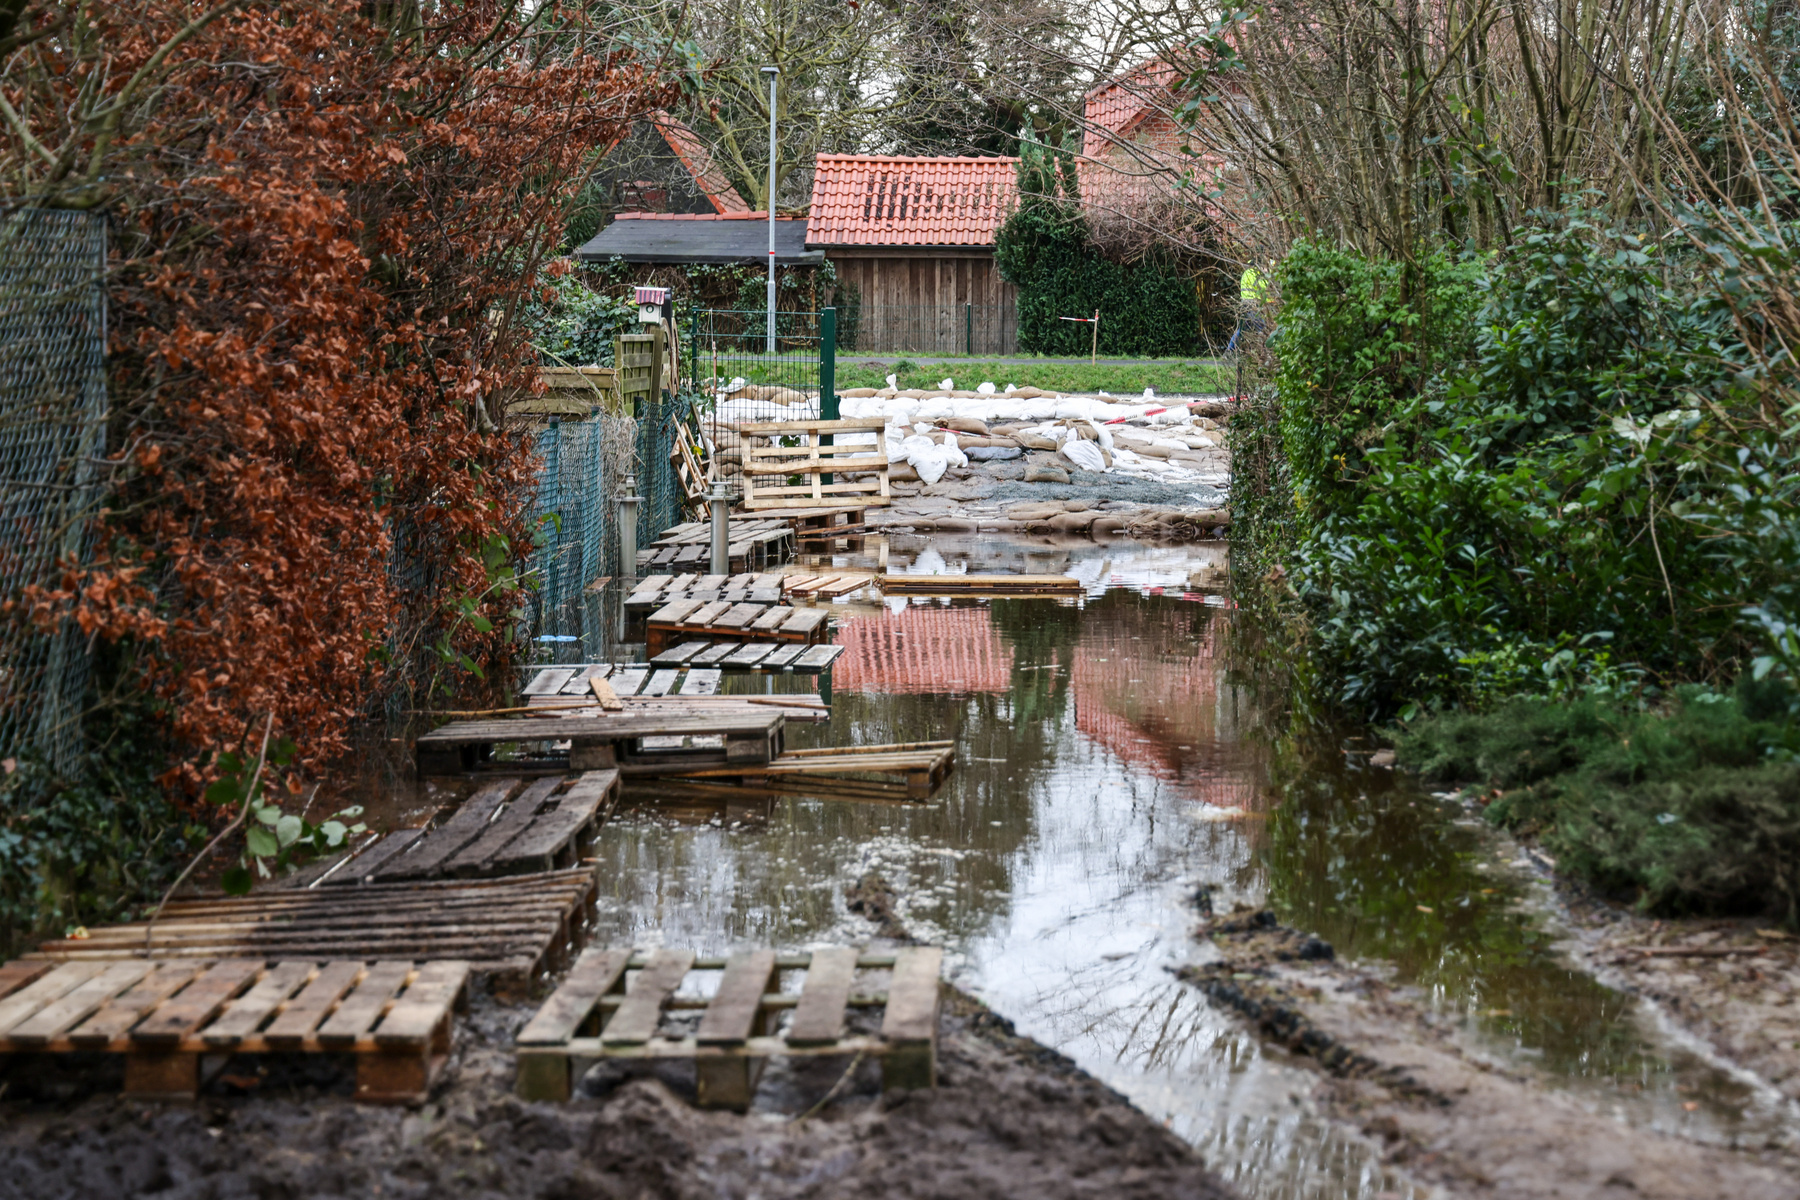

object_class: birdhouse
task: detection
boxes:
[635,286,670,324]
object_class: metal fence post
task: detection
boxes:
[819,306,837,487]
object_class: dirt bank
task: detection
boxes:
[0,984,1238,1200]
[1181,907,1799,1200]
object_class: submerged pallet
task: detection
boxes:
[416,711,785,777]
[878,573,1083,596]
[323,771,620,885]
[0,958,468,1103]
[29,870,599,990]
[649,741,955,800]
[646,641,844,674]
[515,946,942,1108]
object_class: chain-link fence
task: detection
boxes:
[0,210,107,776]
[688,309,824,396]
[524,391,694,659]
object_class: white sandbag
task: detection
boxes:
[886,374,899,389]
[1083,419,1114,451]
[938,377,954,390]
[967,445,1022,461]
[1060,439,1106,473]
[914,400,954,423]
[977,381,996,395]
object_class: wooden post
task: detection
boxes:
[1090,308,1099,365]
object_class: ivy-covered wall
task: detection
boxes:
[994,139,1221,358]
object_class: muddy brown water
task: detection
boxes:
[355,533,1792,1199]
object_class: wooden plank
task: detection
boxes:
[696,950,776,1046]
[642,669,680,697]
[783,575,833,595]
[443,776,564,876]
[685,601,731,628]
[375,777,523,881]
[648,597,705,625]
[792,644,845,672]
[0,963,106,1035]
[682,668,721,696]
[6,962,150,1045]
[201,961,316,1045]
[787,947,859,1046]
[68,961,206,1046]
[760,644,807,669]
[880,947,943,1043]
[130,959,261,1045]
[375,961,471,1047]
[696,575,729,590]
[748,588,782,604]
[650,641,712,666]
[610,667,649,696]
[560,664,612,695]
[781,608,831,636]
[323,827,426,885]
[750,607,793,632]
[693,643,738,666]
[488,769,619,875]
[815,577,868,597]
[523,668,576,696]
[721,643,777,669]
[603,949,694,1045]
[261,961,371,1047]
[517,948,632,1045]
[710,603,766,630]
[317,961,413,1047]
[725,573,756,589]
[0,960,52,1000]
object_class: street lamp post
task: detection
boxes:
[761,64,779,355]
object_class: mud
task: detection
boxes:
[0,985,1238,1200]
[1181,906,1800,1200]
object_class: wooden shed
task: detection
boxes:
[805,155,1020,354]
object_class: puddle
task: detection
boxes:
[391,533,1793,1198]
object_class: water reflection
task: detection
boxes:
[398,532,1786,1197]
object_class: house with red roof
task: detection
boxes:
[1079,58,1226,224]
[804,154,1021,354]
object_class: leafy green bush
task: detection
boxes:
[1397,686,1800,924]
[523,268,639,366]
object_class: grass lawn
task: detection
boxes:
[832,358,1235,395]
[699,354,1235,397]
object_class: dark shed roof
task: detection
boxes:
[573,213,823,266]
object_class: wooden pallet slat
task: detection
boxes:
[610,668,649,697]
[603,948,694,1045]
[792,644,845,673]
[787,947,858,1046]
[650,641,711,666]
[262,961,372,1047]
[7,963,150,1046]
[130,959,262,1046]
[318,961,413,1047]
[324,827,427,886]
[880,947,943,1089]
[68,962,204,1047]
[760,644,807,669]
[488,769,619,875]
[0,960,53,1001]
[642,669,680,697]
[375,960,471,1047]
[721,643,777,669]
[376,778,523,881]
[0,963,105,1035]
[202,960,315,1045]
[695,951,777,1047]
[443,777,564,877]
[682,668,722,696]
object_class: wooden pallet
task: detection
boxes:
[647,642,844,674]
[650,741,955,799]
[29,871,599,993]
[877,573,1083,596]
[515,946,942,1108]
[645,601,830,658]
[738,419,891,511]
[416,712,786,777]
[0,958,469,1103]
[365,771,619,883]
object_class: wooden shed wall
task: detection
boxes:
[826,249,1018,354]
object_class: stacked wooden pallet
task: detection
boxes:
[779,572,872,598]
[646,641,844,674]
[28,870,599,992]
[0,958,468,1103]
[637,521,794,574]
[625,572,784,626]
[738,418,891,511]
[515,946,942,1108]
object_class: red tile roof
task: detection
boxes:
[1083,60,1182,159]
[806,155,1019,248]
[648,112,752,215]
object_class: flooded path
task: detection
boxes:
[564,534,1791,1199]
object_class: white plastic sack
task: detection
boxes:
[1060,439,1106,473]
[976,381,996,395]
[938,378,955,391]
[900,434,951,484]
